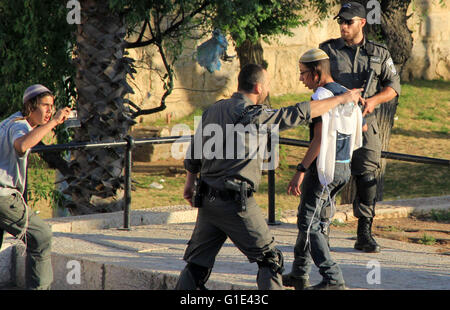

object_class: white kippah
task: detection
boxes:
[299,48,329,63]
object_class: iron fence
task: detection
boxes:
[31,135,450,228]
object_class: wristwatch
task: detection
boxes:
[296,163,307,173]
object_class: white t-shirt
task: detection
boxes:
[0,112,32,195]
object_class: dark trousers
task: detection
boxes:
[290,163,350,284]
[351,120,381,219]
[179,195,283,290]
[0,193,53,289]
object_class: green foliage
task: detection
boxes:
[428,209,450,223]
[418,233,436,245]
[211,0,332,46]
[331,219,347,227]
[27,166,64,211]
[0,0,333,123]
[0,0,76,121]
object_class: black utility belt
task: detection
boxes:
[193,178,253,211]
[205,185,253,201]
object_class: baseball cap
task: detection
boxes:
[299,48,329,63]
[334,2,366,20]
[23,84,53,104]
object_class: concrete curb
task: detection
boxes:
[12,243,251,290]
[0,242,13,288]
[47,206,198,233]
[280,195,450,224]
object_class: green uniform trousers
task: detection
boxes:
[0,193,53,289]
[182,195,283,290]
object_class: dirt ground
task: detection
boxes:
[330,215,450,254]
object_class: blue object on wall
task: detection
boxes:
[196,29,229,73]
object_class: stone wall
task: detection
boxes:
[127,0,449,125]
[401,0,450,81]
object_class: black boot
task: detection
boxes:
[306,280,346,290]
[282,273,310,290]
[354,217,380,253]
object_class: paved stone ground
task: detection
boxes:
[1,196,449,290]
[45,222,450,290]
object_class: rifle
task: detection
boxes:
[362,68,376,99]
[360,68,375,119]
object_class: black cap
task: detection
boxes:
[334,2,366,20]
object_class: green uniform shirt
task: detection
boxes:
[319,37,401,124]
[184,92,311,191]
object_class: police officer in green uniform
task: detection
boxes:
[175,64,364,290]
[319,2,401,253]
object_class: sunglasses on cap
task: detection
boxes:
[337,17,362,25]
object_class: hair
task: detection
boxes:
[237,64,266,93]
[300,59,331,84]
[21,91,54,117]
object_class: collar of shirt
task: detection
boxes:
[231,92,256,108]
[336,37,367,50]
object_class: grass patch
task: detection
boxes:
[393,79,450,135]
[331,219,347,227]
[426,209,450,223]
[418,234,437,245]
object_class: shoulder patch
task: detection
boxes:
[386,57,397,75]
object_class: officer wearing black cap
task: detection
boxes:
[319,2,401,253]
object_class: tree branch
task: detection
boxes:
[124,0,211,49]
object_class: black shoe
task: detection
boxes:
[306,280,346,290]
[354,218,381,253]
[282,273,310,290]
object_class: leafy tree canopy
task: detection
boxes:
[0,0,76,121]
[0,0,333,121]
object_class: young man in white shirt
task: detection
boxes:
[0,84,71,289]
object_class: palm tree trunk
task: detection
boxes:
[65,0,136,215]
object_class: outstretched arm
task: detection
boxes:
[310,88,364,118]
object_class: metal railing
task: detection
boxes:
[31,135,450,229]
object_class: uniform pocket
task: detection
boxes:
[0,194,26,223]
[369,62,382,76]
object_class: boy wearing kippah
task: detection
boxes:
[0,85,71,289]
[283,49,363,290]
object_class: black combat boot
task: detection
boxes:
[354,217,380,253]
[306,280,346,290]
[282,273,310,290]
